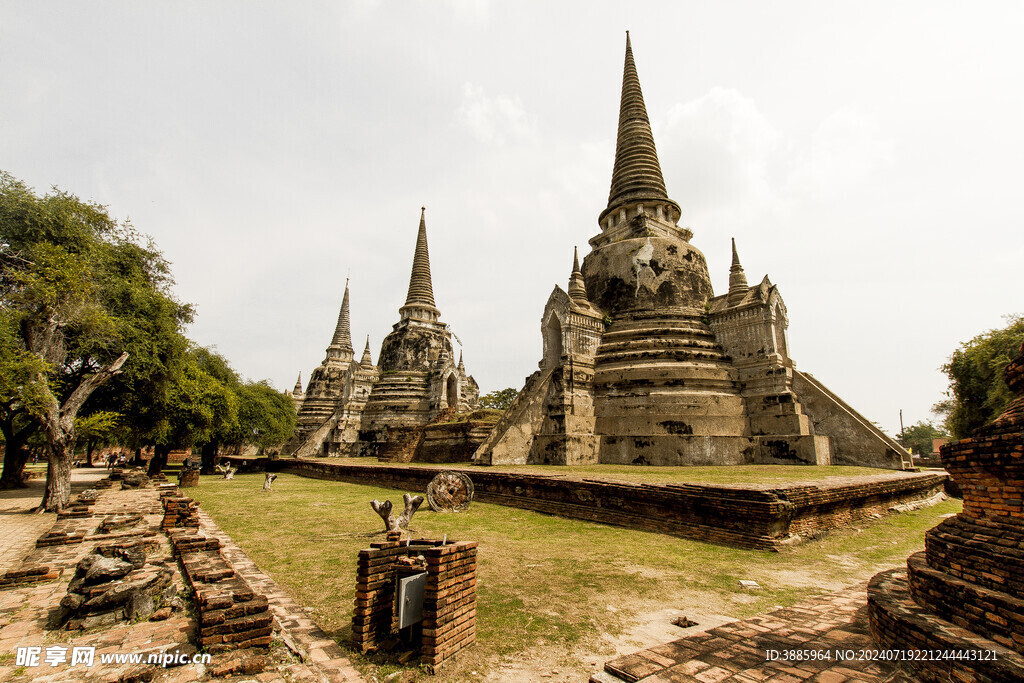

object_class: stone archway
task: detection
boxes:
[445,373,459,410]
[542,313,564,368]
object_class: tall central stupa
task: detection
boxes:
[476,34,910,469]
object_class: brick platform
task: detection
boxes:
[1,471,365,682]
[593,583,894,682]
[226,457,947,550]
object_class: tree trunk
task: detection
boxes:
[34,352,129,513]
[370,494,424,532]
[200,441,219,475]
[0,420,34,489]
[85,440,96,467]
[0,444,31,489]
[39,442,73,512]
[147,444,171,476]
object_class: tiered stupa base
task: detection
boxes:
[868,345,1024,682]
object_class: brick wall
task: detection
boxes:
[352,538,477,671]
[163,495,273,654]
[867,346,1024,680]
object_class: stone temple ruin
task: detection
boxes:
[287,209,479,458]
[476,34,911,470]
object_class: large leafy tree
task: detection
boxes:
[0,172,192,510]
[74,410,121,467]
[144,351,238,476]
[227,381,296,454]
[936,314,1024,438]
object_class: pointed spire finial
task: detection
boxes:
[458,350,465,372]
[727,238,749,306]
[568,247,590,304]
[293,372,303,394]
[600,33,680,226]
[329,280,354,353]
[401,207,439,321]
[360,335,373,366]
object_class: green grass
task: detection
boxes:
[304,459,901,486]
[190,472,960,681]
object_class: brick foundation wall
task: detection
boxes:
[161,495,200,530]
[942,435,1024,521]
[925,515,1024,598]
[353,539,477,671]
[867,346,1024,679]
[906,552,1024,654]
[228,457,947,551]
[163,495,273,654]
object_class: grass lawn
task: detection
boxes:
[190,472,960,682]
[305,459,904,486]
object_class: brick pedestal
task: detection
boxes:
[352,538,477,671]
[868,344,1024,682]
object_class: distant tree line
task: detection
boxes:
[0,172,294,511]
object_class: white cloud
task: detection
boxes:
[657,87,892,229]
[457,83,535,145]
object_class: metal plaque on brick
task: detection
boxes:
[396,571,427,629]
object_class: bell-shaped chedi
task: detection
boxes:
[476,34,910,471]
[359,208,479,459]
[285,280,379,458]
[868,343,1024,681]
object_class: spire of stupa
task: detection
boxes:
[727,238,749,306]
[293,372,303,396]
[568,246,590,305]
[600,32,680,226]
[360,335,373,366]
[458,350,465,374]
[400,208,440,322]
[325,280,354,362]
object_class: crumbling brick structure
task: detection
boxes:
[163,496,273,653]
[353,538,477,671]
[868,343,1024,681]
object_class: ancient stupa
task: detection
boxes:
[286,280,379,457]
[359,208,479,457]
[287,210,478,458]
[476,34,909,469]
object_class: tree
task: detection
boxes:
[226,381,296,456]
[144,350,238,476]
[936,314,1024,438]
[479,387,518,411]
[896,420,947,456]
[0,311,49,488]
[74,410,121,466]
[0,172,192,511]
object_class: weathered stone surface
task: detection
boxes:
[287,210,481,460]
[476,36,909,471]
[83,555,134,584]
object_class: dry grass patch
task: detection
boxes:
[190,472,960,682]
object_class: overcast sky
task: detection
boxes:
[2,1,1021,436]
